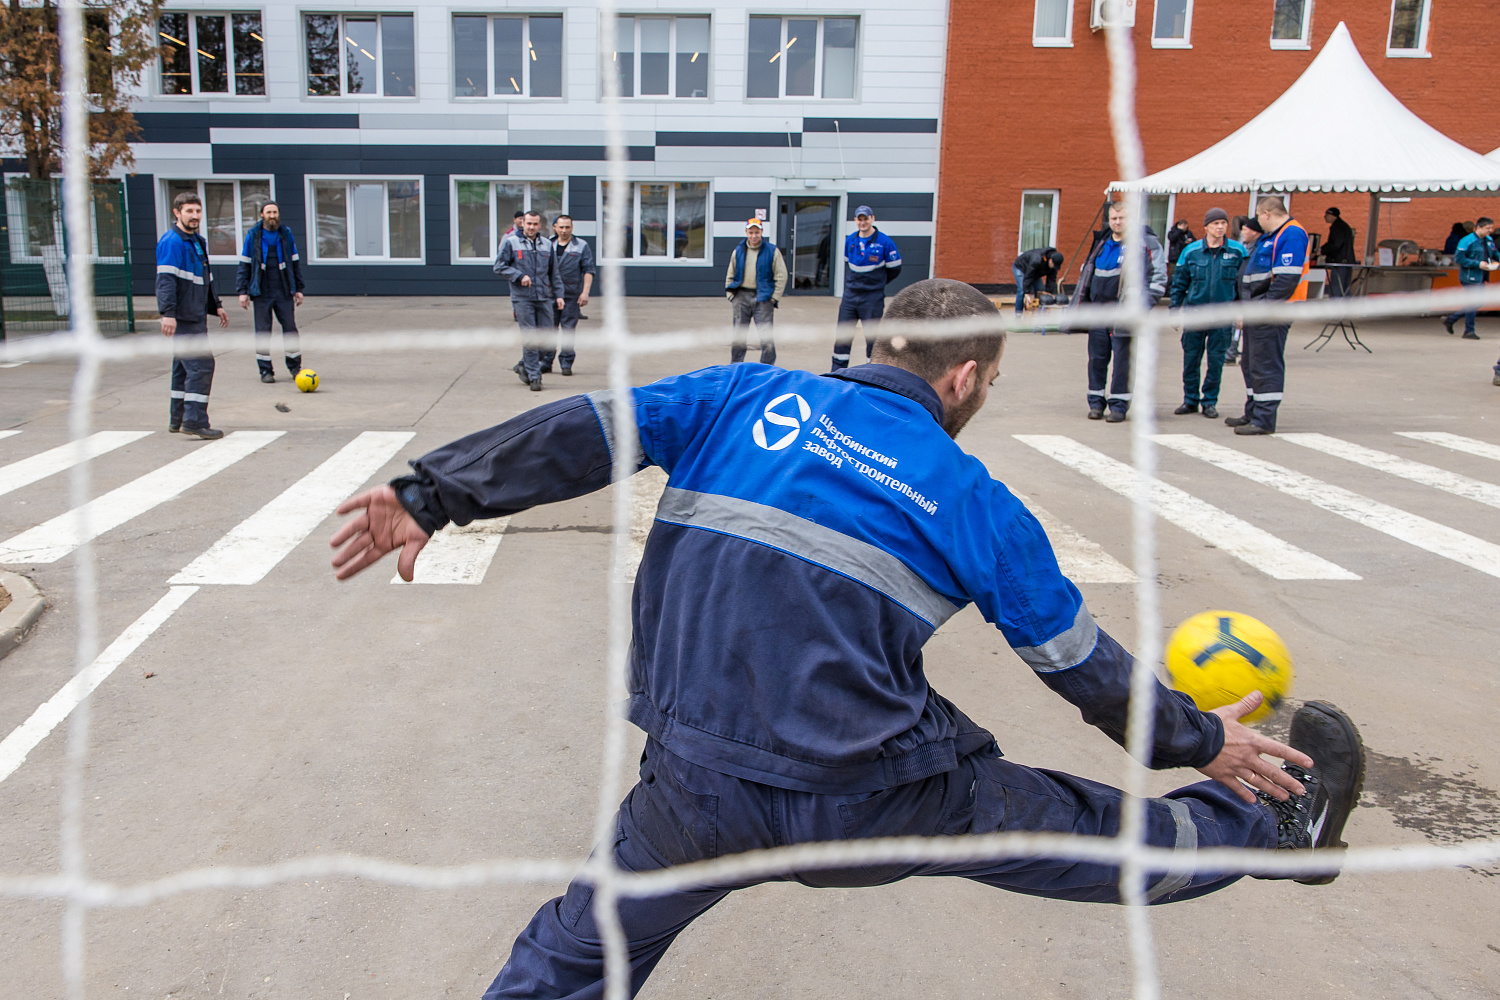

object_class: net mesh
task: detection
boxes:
[3,4,1500,998]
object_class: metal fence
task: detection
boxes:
[0,176,134,339]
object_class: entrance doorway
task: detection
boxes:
[777,197,837,294]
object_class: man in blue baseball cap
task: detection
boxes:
[831,205,902,369]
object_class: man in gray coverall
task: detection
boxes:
[496,210,565,391]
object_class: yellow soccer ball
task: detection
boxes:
[294,368,320,393]
[1165,610,1293,724]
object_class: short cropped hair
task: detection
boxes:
[172,190,202,212]
[1257,195,1288,215]
[871,279,1005,382]
[553,214,572,223]
[1478,216,1495,228]
[523,210,542,220]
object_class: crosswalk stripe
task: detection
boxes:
[0,430,20,442]
[1396,431,1500,465]
[0,587,197,785]
[1280,433,1500,510]
[1156,434,1500,580]
[0,431,151,498]
[0,432,282,565]
[1014,435,1358,580]
[1011,491,1137,583]
[392,518,510,585]
[172,431,414,586]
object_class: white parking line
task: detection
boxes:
[0,586,197,784]
[1396,431,1500,465]
[1281,433,1500,510]
[1011,491,1137,583]
[1014,435,1357,581]
[392,518,510,585]
[0,432,282,565]
[0,430,151,498]
[1156,434,1500,580]
[173,431,414,586]
[0,430,20,441]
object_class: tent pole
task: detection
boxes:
[1365,193,1381,264]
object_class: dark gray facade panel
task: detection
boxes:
[568,176,597,221]
[507,145,655,161]
[127,173,159,295]
[714,193,772,222]
[802,118,938,133]
[655,132,800,148]
[886,237,931,293]
[133,112,361,143]
[845,193,934,221]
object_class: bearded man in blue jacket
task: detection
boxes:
[331,279,1365,1000]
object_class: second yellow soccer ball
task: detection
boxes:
[1165,610,1293,724]
[295,368,320,393]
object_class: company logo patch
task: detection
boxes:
[752,392,811,451]
[1281,252,1295,265]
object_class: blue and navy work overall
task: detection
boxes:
[235,222,306,379]
[1443,229,1496,337]
[725,236,781,365]
[1073,228,1168,416]
[544,235,597,373]
[156,225,221,431]
[832,228,901,369]
[1170,238,1247,409]
[1238,219,1309,432]
[495,231,565,383]
[386,362,1278,1000]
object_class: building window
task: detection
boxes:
[453,14,563,98]
[1146,194,1174,244]
[600,181,709,262]
[608,15,710,99]
[1019,191,1058,253]
[4,177,128,261]
[746,16,856,99]
[1151,0,1191,46]
[161,178,272,260]
[158,11,265,95]
[1270,0,1312,48]
[452,179,565,261]
[1387,0,1430,55]
[308,178,423,262]
[1032,0,1073,47]
[304,13,415,97]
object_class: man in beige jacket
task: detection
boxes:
[725,218,788,365]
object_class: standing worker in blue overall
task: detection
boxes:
[1440,216,1497,341]
[156,191,229,440]
[830,205,901,370]
[331,278,1366,1000]
[1227,197,1308,436]
[725,218,787,365]
[235,201,306,384]
[543,215,595,377]
[1170,207,1246,421]
[496,210,565,392]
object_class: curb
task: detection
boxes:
[0,570,45,662]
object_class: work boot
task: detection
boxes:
[1104,410,1126,423]
[1235,423,1273,436]
[1202,405,1219,419]
[1254,701,1365,884]
[261,372,276,384]
[1225,414,1252,427]
[1462,332,1480,340]
[1087,406,1104,420]
[168,423,180,434]
[561,365,573,376]
[529,379,543,392]
[512,362,529,385]
[1442,316,1456,335]
[1174,403,1198,415]
[539,363,554,374]
[180,424,225,440]
[1493,371,1500,386]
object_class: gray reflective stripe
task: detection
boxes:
[884,258,902,267]
[1270,265,1305,274]
[255,354,273,361]
[169,390,185,399]
[237,255,251,262]
[1012,602,1098,673]
[846,261,880,272]
[1256,391,1284,400]
[1093,266,1121,277]
[183,392,210,403]
[586,389,618,464]
[157,264,204,284]
[656,487,962,628]
[1107,392,1132,400]
[1146,797,1198,902]
[1242,271,1271,281]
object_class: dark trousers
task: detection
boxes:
[1326,264,1352,298]
[541,297,582,370]
[515,299,556,382]
[1087,328,1132,413]
[169,331,214,429]
[484,739,1272,1000]
[1240,324,1289,431]
[729,289,777,365]
[1444,308,1478,335]
[832,290,885,369]
[252,294,301,376]
[1181,327,1233,407]
[1011,264,1049,313]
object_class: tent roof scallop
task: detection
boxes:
[1110,22,1500,195]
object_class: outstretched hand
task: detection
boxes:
[330,485,431,582]
[1196,691,1313,804]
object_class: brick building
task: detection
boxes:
[935,0,1500,288]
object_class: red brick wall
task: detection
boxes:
[936,1,1500,285]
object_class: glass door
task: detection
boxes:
[776,197,835,294]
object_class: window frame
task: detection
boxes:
[156,176,275,264]
[1269,0,1313,50]
[1031,0,1074,48]
[597,179,714,266]
[302,12,417,99]
[303,175,426,264]
[1150,0,1192,48]
[606,13,713,101]
[451,12,567,100]
[3,174,129,263]
[1018,189,1061,255]
[156,9,267,97]
[743,15,859,100]
[449,176,569,265]
[1385,0,1431,57]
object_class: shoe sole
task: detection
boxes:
[1293,700,1366,885]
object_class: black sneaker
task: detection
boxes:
[1257,700,1365,885]
[529,379,543,392]
[261,372,276,384]
[1174,403,1198,415]
[180,424,225,440]
[512,363,529,385]
[1225,414,1252,427]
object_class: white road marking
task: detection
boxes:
[172,431,413,585]
[1014,435,1357,580]
[1396,431,1500,465]
[0,430,20,441]
[0,432,281,564]
[1156,434,1500,580]
[1011,491,1137,583]
[0,430,151,498]
[0,586,197,784]
[392,518,510,585]
[1281,433,1500,510]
